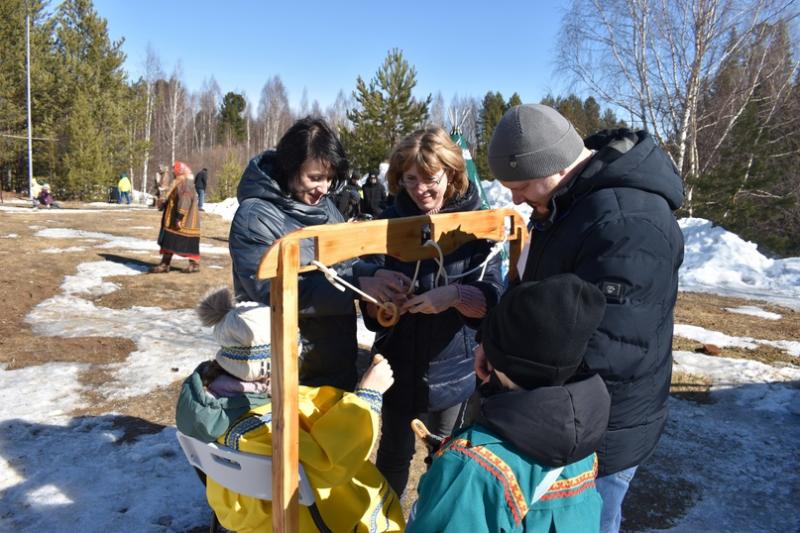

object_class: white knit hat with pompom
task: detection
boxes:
[197,288,271,382]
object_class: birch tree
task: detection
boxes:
[558,0,797,213]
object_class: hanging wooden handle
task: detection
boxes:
[377,302,399,327]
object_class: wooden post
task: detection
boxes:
[270,239,300,532]
[260,209,527,532]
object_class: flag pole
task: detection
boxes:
[26,7,34,202]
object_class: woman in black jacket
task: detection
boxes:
[228,117,404,390]
[357,127,504,496]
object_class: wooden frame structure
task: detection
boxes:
[257,208,527,532]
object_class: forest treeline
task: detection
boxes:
[1,0,798,255]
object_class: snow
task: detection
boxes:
[1,197,799,531]
[724,305,782,320]
[679,217,800,310]
[35,227,229,255]
[674,324,800,357]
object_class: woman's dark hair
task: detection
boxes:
[272,116,349,195]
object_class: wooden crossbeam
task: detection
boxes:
[257,208,527,532]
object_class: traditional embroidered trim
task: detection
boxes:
[368,482,393,533]
[355,388,383,415]
[224,412,272,450]
[540,455,598,501]
[442,438,528,524]
[218,344,271,361]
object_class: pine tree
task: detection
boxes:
[474,92,507,181]
[341,48,430,172]
[52,0,127,198]
[0,0,57,190]
[218,91,246,145]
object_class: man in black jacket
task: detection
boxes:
[361,171,386,217]
[481,104,684,533]
[195,167,208,211]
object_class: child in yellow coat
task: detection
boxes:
[176,288,405,532]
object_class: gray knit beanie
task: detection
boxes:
[488,104,584,181]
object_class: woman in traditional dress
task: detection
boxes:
[150,160,201,273]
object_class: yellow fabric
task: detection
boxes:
[207,386,405,533]
[118,176,132,192]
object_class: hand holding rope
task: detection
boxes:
[311,260,400,327]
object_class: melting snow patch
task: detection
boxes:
[674,324,800,357]
[35,227,228,254]
[42,246,86,254]
[724,306,781,320]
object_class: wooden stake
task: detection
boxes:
[270,239,300,533]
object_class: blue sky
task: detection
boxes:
[93,0,571,111]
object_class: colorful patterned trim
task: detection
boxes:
[219,344,271,361]
[441,438,528,524]
[540,454,598,501]
[355,388,383,415]
[224,412,272,450]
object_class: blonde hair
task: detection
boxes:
[386,126,468,201]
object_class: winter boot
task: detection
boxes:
[149,254,172,274]
[184,260,200,274]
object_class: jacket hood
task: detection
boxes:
[236,150,336,226]
[479,373,610,467]
[175,362,269,443]
[565,129,684,212]
[391,179,482,217]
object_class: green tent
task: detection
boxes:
[450,130,491,210]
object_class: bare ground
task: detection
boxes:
[1,200,798,529]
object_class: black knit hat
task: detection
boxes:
[481,274,606,390]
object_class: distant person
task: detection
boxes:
[150,161,201,273]
[30,178,43,206]
[36,184,61,209]
[117,172,132,205]
[484,104,685,533]
[195,167,208,211]
[334,171,362,220]
[154,164,171,206]
[361,171,387,217]
[408,274,610,533]
[175,288,405,532]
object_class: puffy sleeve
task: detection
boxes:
[573,216,682,381]
[230,200,358,316]
[299,388,382,487]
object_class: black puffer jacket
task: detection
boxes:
[358,182,504,415]
[229,151,359,390]
[521,129,684,475]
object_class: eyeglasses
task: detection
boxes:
[401,169,447,190]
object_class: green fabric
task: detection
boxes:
[175,362,269,443]
[408,424,602,533]
[451,131,491,210]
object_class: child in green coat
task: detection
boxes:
[408,273,611,532]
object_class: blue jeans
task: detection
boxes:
[197,189,205,210]
[119,191,131,204]
[596,465,638,533]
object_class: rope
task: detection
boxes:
[310,260,399,326]
[413,236,507,288]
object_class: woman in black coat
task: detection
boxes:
[229,117,403,390]
[357,127,504,495]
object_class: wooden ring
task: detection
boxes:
[377,302,399,327]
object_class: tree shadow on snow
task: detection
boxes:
[0,414,211,531]
[621,379,800,532]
